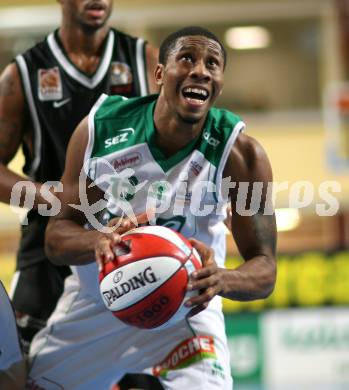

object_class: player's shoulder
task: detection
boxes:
[209,106,244,130]
[95,94,157,121]
[208,107,245,145]
[225,132,270,180]
[17,34,49,59]
[111,27,140,43]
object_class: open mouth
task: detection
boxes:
[85,1,106,15]
[182,87,209,105]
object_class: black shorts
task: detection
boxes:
[11,261,71,352]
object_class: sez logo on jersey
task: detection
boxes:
[105,128,135,148]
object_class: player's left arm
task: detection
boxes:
[220,133,277,301]
[186,133,276,308]
[145,44,160,94]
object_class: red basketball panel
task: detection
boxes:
[114,266,188,329]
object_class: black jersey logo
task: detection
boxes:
[109,61,133,95]
[38,67,63,101]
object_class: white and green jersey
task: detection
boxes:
[84,94,245,267]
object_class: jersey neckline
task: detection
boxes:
[144,99,212,172]
[47,29,114,89]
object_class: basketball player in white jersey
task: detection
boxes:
[28,26,277,389]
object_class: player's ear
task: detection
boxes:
[155,64,164,86]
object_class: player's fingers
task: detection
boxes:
[187,302,209,317]
[187,273,217,292]
[186,286,216,309]
[188,238,215,266]
[134,211,153,226]
[95,238,115,270]
[108,218,132,233]
[104,232,122,247]
[189,264,217,282]
[108,212,151,232]
[95,248,106,271]
[107,217,122,228]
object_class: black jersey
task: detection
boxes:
[15,28,149,268]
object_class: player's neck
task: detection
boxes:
[58,25,109,57]
[154,108,204,158]
[58,25,110,74]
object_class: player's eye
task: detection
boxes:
[207,58,219,69]
[180,54,194,63]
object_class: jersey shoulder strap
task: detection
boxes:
[198,107,245,201]
[197,107,245,168]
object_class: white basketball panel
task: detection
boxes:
[100,257,182,311]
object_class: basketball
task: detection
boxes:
[98,225,202,330]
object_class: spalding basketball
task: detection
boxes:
[98,225,202,330]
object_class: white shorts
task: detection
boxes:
[28,274,232,390]
[0,282,23,371]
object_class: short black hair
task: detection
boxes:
[159,26,226,68]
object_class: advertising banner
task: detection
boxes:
[263,308,349,387]
[225,313,262,385]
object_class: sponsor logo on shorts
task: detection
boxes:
[38,67,63,101]
[102,266,158,307]
[152,335,217,378]
[112,152,141,171]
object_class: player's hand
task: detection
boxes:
[95,212,150,271]
[185,238,224,317]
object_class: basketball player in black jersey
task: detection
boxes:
[0,0,159,360]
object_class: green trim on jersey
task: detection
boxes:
[91,94,152,157]
[91,94,243,171]
[198,107,242,168]
[145,100,201,172]
[142,97,242,171]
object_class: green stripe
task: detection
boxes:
[145,100,200,172]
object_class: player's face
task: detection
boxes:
[60,0,113,31]
[156,36,224,124]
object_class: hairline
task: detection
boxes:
[166,35,226,67]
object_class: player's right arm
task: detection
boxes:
[44,117,119,266]
[44,119,145,267]
[0,63,49,208]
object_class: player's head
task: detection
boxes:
[159,26,226,69]
[58,0,113,31]
[155,26,226,124]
